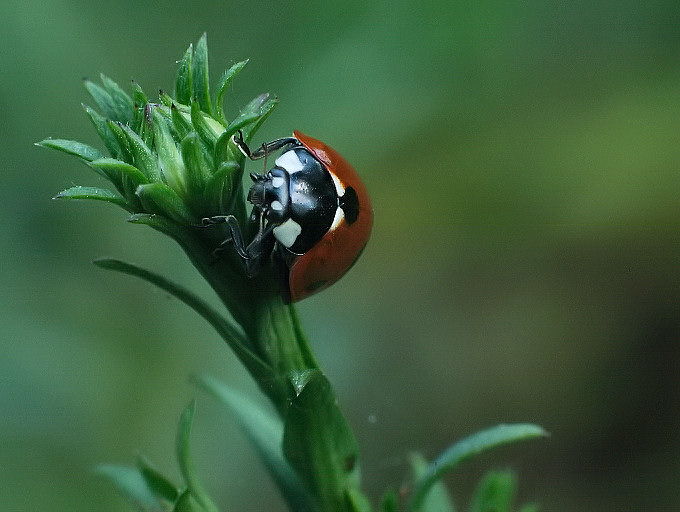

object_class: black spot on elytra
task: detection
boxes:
[339,186,359,224]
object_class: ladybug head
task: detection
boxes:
[247,168,290,223]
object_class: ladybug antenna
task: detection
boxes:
[260,141,269,174]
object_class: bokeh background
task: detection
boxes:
[2,1,679,510]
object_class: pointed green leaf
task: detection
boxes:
[152,110,187,197]
[138,103,155,148]
[240,92,269,116]
[126,213,185,239]
[173,489,200,512]
[238,93,279,143]
[181,132,211,195]
[54,186,128,208]
[100,73,134,124]
[283,370,361,511]
[159,89,175,108]
[205,161,241,214]
[409,453,455,512]
[37,138,104,162]
[171,103,193,140]
[175,45,193,105]
[191,34,212,115]
[214,59,248,124]
[468,470,516,512]
[112,122,160,182]
[91,258,271,383]
[131,80,148,106]
[90,158,149,189]
[136,182,192,223]
[409,424,547,511]
[84,79,118,120]
[96,464,164,512]
[131,80,149,130]
[83,104,122,158]
[195,376,314,512]
[136,455,180,504]
[176,401,219,512]
[190,99,217,155]
[106,119,134,163]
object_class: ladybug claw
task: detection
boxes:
[200,215,229,226]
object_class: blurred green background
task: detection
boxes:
[2,0,679,510]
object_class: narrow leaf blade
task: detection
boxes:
[173,489,200,512]
[238,94,279,143]
[54,186,127,208]
[176,401,219,512]
[191,34,212,115]
[171,103,193,140]
[37,138,104,162]
[190,99,217,156]
[117,123,161,181]
[214,59,248,124]
[468,470,517,512]
[84,79,118,120]
[91,158,149,188]
[181,132,211,197]
[409,424,547,511]
[96,464,164,512]
[195,375,314,512]
[83,103,122,158]
[90,258,271,383]
[205,160,241,215]
[136,455,180,504]
[100,73,134,124]
[152,109,187,197]
[409,453,455,512]
[175,45,193,105]
[136,182,192,223]
[131,80,149,130]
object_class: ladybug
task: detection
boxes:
[204,130,372,302]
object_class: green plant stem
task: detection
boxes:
[150,218,369,511]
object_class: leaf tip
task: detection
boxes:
[92,258,117,270]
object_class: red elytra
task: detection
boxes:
[286,131,373,302]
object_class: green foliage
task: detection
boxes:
[408,453,455,512]
[282,370,361,512]
[196,375,315,512]
[41,34,546,512]
[408,424,547,511]
[40,34,274,224]
[98,403,214,512]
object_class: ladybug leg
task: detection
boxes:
[200,214,275,277]
[233,130,298,161]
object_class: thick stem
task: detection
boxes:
[170,223,370,511]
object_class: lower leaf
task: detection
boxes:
[409,424,547,511]
[54,186,128,208]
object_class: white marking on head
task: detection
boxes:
[275,150,304,174]
[271,200,284,211]
[273,218,302,248]
[329,172,345,196]
[271,176,285,188]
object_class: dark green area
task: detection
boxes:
[2,1,679,510]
